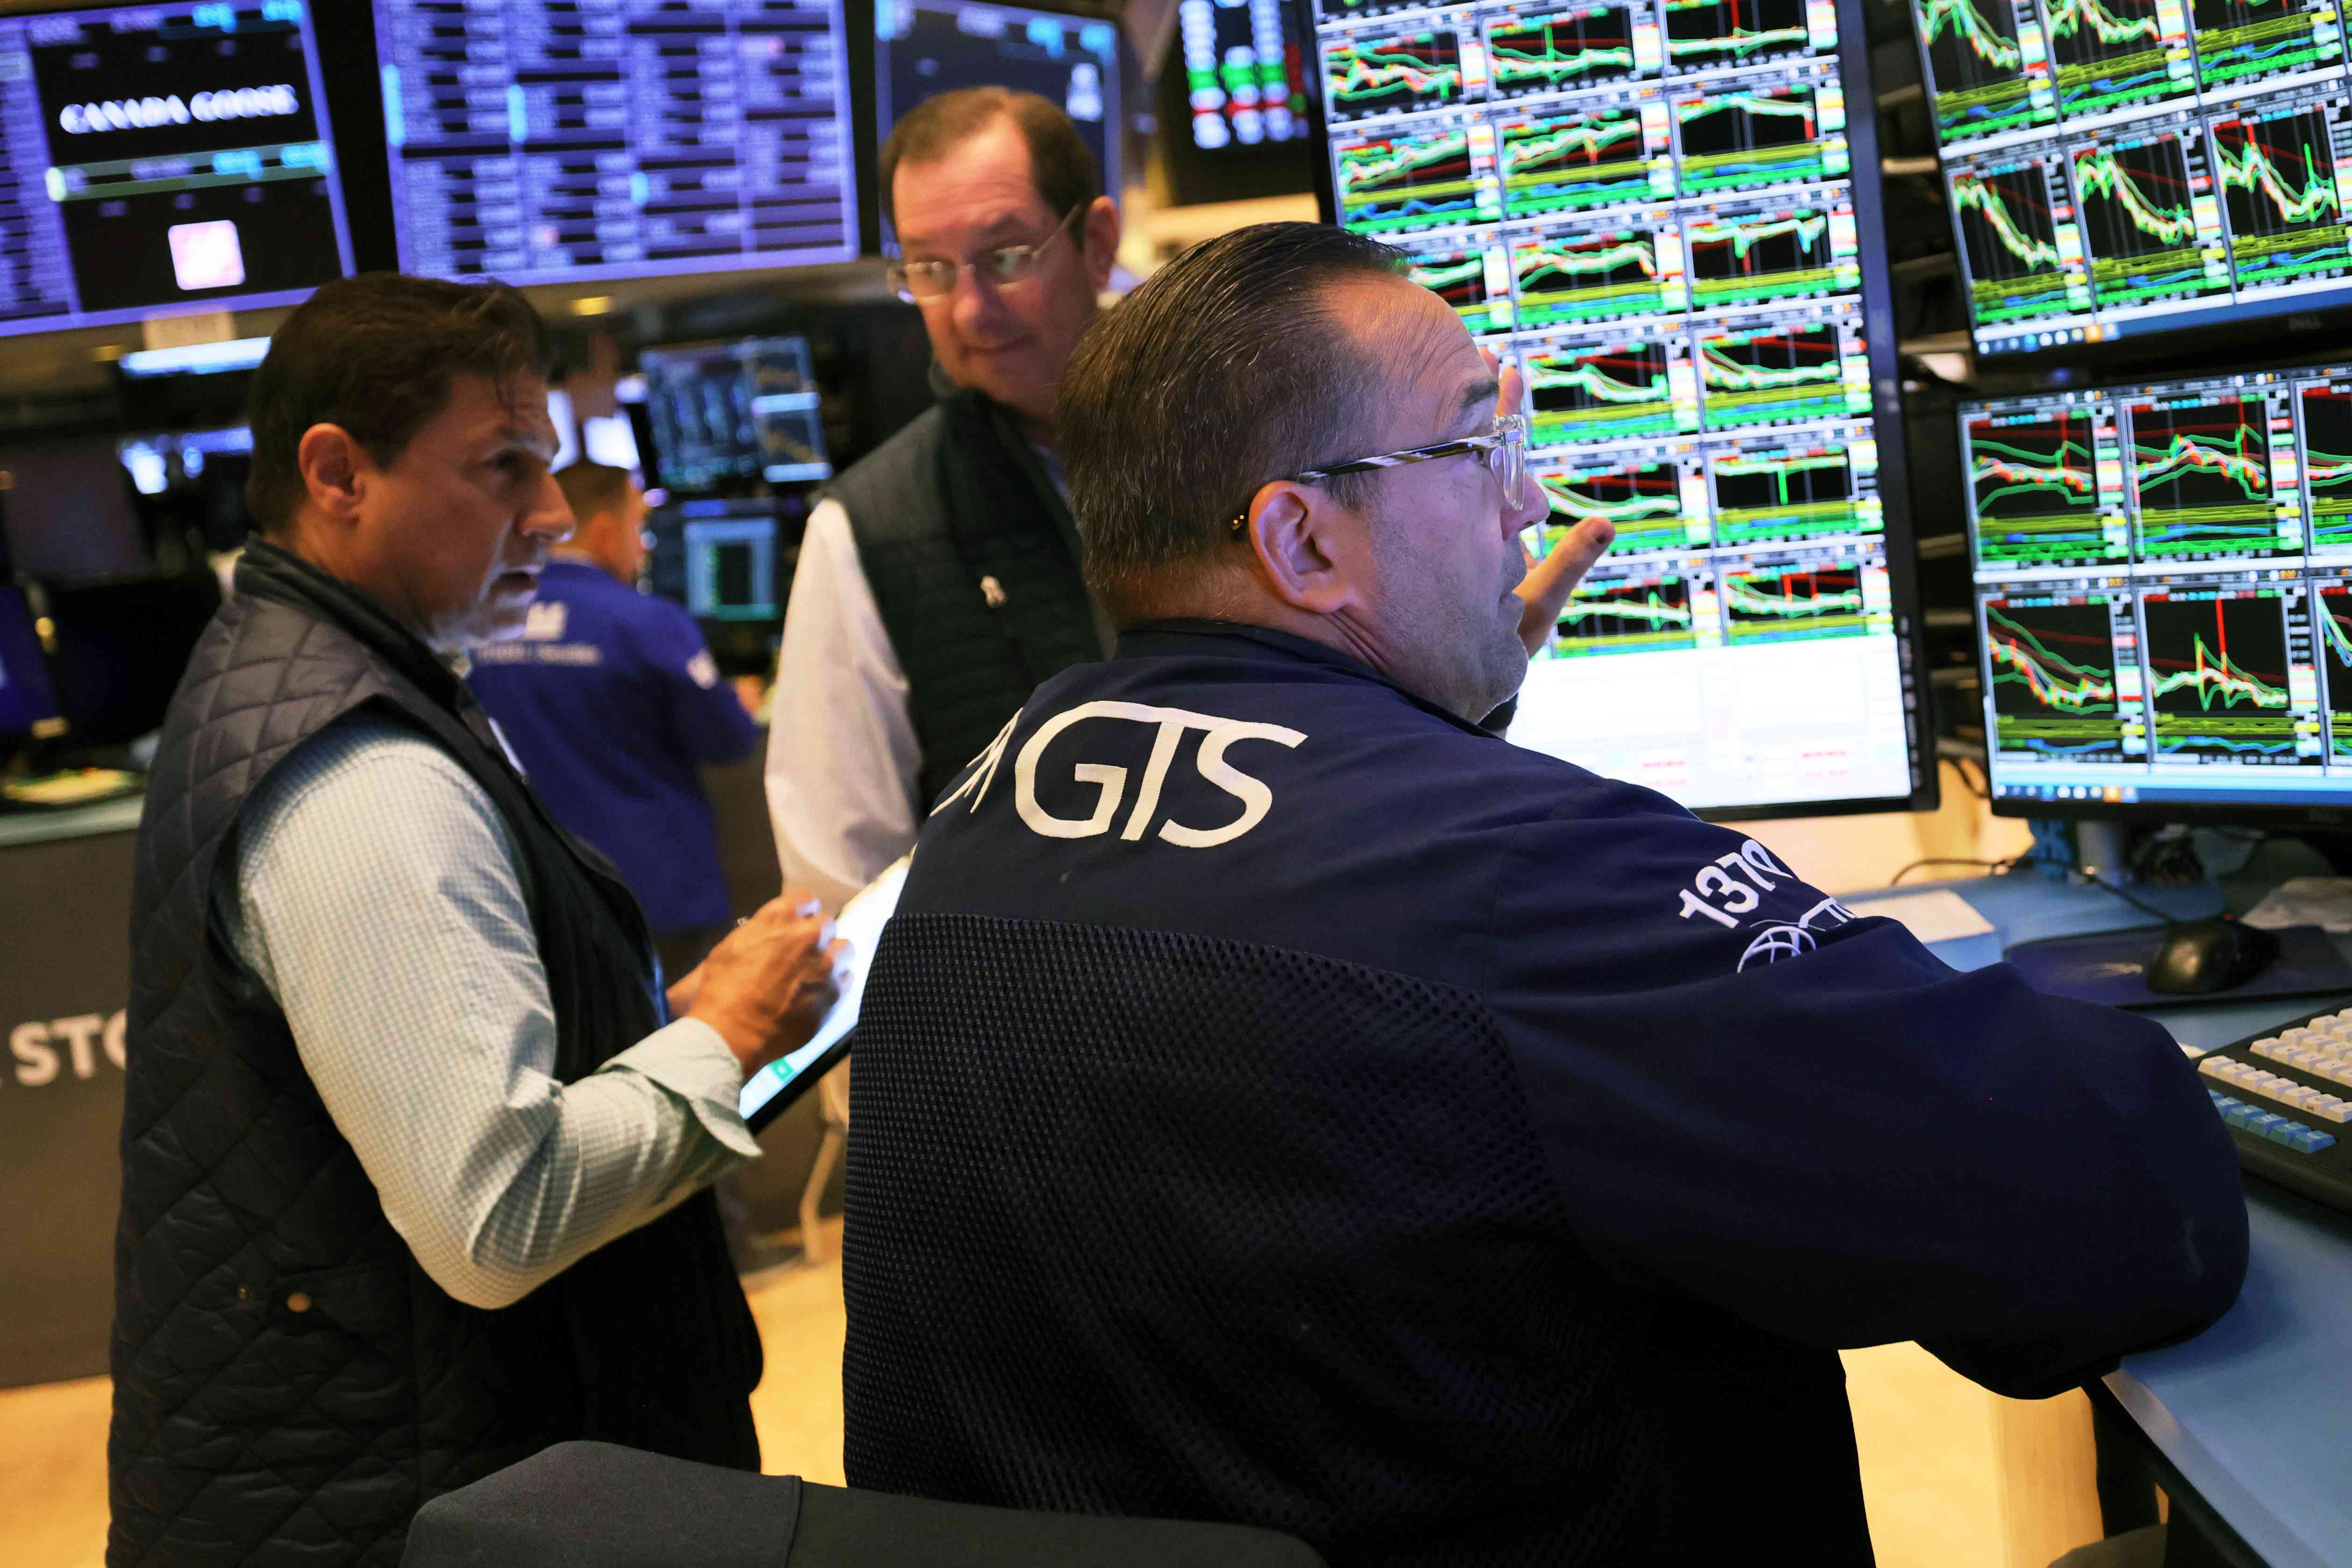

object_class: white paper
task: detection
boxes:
[1843,889,1997,945]
[2243,876,2352,934]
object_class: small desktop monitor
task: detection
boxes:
[0,586,62,742]
[1964,359,2352,821]
[371,0,861,285]
[874,0,1121,210]
[0,3,354,339]
[1293,0,1934,817]
[639,337,832,495]
[1911,0,2352,359]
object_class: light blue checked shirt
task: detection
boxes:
[216,712,759,1310]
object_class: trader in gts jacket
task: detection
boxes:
[839,223,2248,1566]
[470,460,762,981]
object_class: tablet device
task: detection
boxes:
[738,856,909,1135]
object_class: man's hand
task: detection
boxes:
[1483,350,1616,655]
[686,891,851,1080]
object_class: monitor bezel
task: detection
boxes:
[0,0,361,341]
[1289,0,1941,823]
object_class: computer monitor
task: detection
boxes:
[639,337,832,495]
[119,427,255,553]
[1911,0,2352,360]
[1961,358,2352,820]
[41,573,220,746]
[371,0,861,285]
[873,0,1121,211]
[1178,0,1309,150]
[1294,0,1933,817]
[0,4,354,339]
[0,586,62,742]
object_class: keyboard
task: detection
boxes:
[2196,1009,2352,1217]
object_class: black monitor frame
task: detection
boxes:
[1290,0,1939,823]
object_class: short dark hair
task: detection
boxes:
[554,461,636,524]
[246,273,552,536]
[1058,223,1404,619]
[878,87,1101,234]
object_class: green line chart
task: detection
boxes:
[2188,0,2344,93]
[2143,593,2302,762]
[1536,458,1699,553]
[1721,558,1874,644]
[1554,572,1700,656]
[1523,337,1694,444]
[1500,107,1663,217]
[1685,204,1854,308]
[1674,83,1843,196]
[1487,3,1653,95]
[2046,0,2194,120]
[2302,384,2352,552]
[1968,409,2123,567]
[2130,398,2290,559]
[1662,0,1814,71]
[2072,135,2230,311]
[1323,28,1474,122]
[1510,227,1675,329]
[1712,442,1875,546]
[1696,319,1861,430]
[2318,584,2352,754]
[1917,0,2057,139]
[1983,598,2132,760]
[2210,108,2352,294]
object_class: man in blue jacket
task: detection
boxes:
[840,224,2249,1564]
[471,461,760,980]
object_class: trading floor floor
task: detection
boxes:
[0,1215,2111,1568]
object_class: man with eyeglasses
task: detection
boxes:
[764,86,1124,911]
[837,223,2246,1564]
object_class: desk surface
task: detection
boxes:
[1887,875,2352,1568]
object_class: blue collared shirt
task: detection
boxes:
[470,560,760,934]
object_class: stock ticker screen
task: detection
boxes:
[1304,0,1924,814]
[1966,364,2352,808]
[1916,0,2352,356]
[373,0,860,285]
[1179,0,1309,148]
[0,2,354,338]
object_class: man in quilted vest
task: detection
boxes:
[112,274,846,1567]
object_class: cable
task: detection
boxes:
[1889,855,2019,885]
[2087,874,2196,929]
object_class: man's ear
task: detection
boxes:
[1246,481,1367,616]
[295,423,369,526]
[1082,196,1121,291]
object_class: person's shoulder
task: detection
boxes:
[244,709,493,847]
[823,406,953,541]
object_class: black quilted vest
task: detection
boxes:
[831,388,1104,809]
[109,542,762,1568]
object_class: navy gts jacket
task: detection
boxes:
[842,621,2247,1567]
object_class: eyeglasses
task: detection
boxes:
[886,202,1085,302]
[1226,413,1530,534]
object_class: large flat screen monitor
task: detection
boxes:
[0,2,355,339]
[372,0,861,285]
[1964,360,2352,820]
[1295,0,1933,818]
[1912,0,2352,359]
[873,0,1120,204]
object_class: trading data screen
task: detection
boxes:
[1307,0,1922,814]
[1966,360,2352,809]
[1916,0,2352,355]
[374,0,859,285]
[875,0,1119,197]
[0,2,353,338]
[1181,0,1309,147]
[641,336,831,494]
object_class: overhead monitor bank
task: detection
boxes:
[373,0,862,284]
[0,2,354,338]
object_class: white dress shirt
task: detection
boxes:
[766,498,924,912]
[222,713,759,1310]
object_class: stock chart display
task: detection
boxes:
[374,0,860,285]
[1916,0,2352,353]
[1966,363,2352,807]
[1311,0,1919,812]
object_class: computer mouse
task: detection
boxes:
[2144,918,2282,997]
